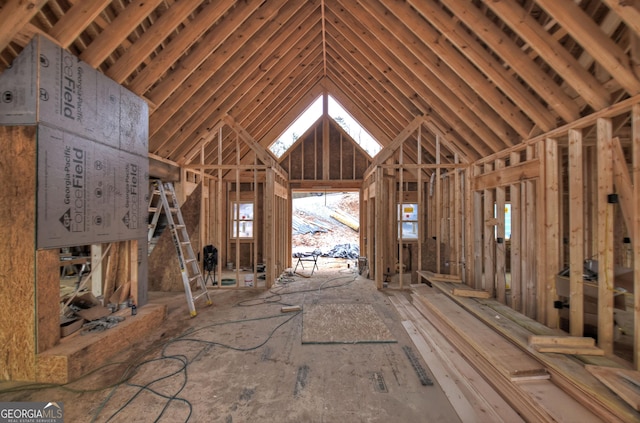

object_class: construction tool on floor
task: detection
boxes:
[152,180,212,317]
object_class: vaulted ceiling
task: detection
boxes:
[1,0,639,166]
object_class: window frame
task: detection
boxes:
[230,201,255,239]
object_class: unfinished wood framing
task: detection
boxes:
[2,0,640,393]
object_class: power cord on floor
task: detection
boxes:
[1,269,359,422]
[92,311,301,423]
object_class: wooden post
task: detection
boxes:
[544,138,560,328]
[473,166,483,289]
[454,155,461,277]
[375,167,384,289]
[525,145,537,319]
[235,132,240,288]
[91,244,103,297]
[537,141,548,324]
[464,167,473,285]
[253,153,258,288]
[568,129,585,336]
[200,144,206,266]
[265,169,276,288]
[597,118,614,354]
[632,104,640,370]
[483,164,495,296]
[435,136,441,273]
[495,159,506,304]
[510,152,522,312]
[216,127,223,288]
[417,125,423,277]
[399,139,404,289]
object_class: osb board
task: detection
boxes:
[288,146,302,179]
[302,303,396,344]
[341,141,355,179]
[329,125,341,180]
[354,152,370,179]
[303,135,316,180]
[0,126,37,381]
[148,183,201,291]
[37,249,60,353]
[315,129,323,179]
[37,303,167,383]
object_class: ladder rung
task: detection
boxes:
[180,241,191,246]
[149,207,159,213]
[185,258,197,264]
[189,275,201,283]
[194,292,210,301]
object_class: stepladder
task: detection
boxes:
[151,179,212,317]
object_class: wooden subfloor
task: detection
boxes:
[0,260,472,422]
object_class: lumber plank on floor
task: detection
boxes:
[529,335,597,347]
[408,293,558,422]
[417,270,462,284]
[585,365,640,411]
[411,289,603,423]
[391,294,525,423]
[451,287,491,299]
[413,291,548,381]
[419,281,639,423]
[532,344,605,356]
[401,320,479,423]
[529,335,605,356]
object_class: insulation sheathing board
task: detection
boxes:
[0,35,148,156]
[0,34,149,248]
[36,124,146,248]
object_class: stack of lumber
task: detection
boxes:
[390,294,525,423]
[528,335,604,356]
[402,289,604,422]
[585,365,640,412]
[418,280,640,422]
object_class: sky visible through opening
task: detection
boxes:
[269,94,382,158]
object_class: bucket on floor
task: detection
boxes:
[244,274,254,287]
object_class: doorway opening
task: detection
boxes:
[291,191,360,269]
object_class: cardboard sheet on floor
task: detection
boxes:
[302,303,395,344]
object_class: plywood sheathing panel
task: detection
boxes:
[37,249,60,353]
[36,303,167,383]
[0,126,37,381]
[329,124,341,180]
[303,132,316,180]
[148,183,202,291]
[302,303,395,344]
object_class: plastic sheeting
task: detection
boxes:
[322,243,360,259]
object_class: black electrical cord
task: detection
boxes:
[92,311,301,423]
[97,271,359,421]
[2,269,359,422]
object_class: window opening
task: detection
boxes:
[328,95,381,157]
[398,203,419,240]
[232,202,254,238]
